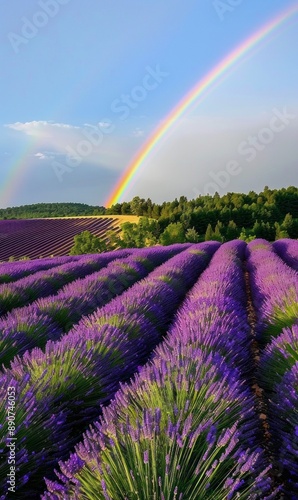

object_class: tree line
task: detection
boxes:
[0,202,105,219]
[69,186,298,254]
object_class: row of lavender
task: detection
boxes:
[0,245,189,368]
[0,255,82,285]
[247,239,298,498]
[273,238,298,271]
[0,249,136,315]
[0,243,217,497]
[43,241,275,499]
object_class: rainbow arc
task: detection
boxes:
[105,4,298,207]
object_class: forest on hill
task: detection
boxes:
[0,202,105,219]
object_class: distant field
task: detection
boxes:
[0,215,139,261]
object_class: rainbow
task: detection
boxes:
[0,141,34,208]
[106,3,298,207]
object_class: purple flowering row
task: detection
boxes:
[43,241,274,499]
[0,255,80,285]
[246,241,298,496]
[258,326,298,496]
[246,239,298,344]
[0,245,186,369]
[0,243,216,497]
[267,358,298,498]
[0,250,131,316]
[159,239,252,376]
[273,238,298,271]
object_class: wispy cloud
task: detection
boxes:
[132,127,144,138]
[5,121,80,137]
[34,152,48,160]
[5,120,135,172]
[34,151,62,161]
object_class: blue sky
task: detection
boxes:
[0,0,297,208]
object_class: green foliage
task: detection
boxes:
[225,220,239,240]
[130,196,145,216]
[105,230,122,250]
[0,202,105,219]
[69,231,107,255]
[274,223,289,240]
[279,213,298,238]
[262,302,298,344]
[238,230,256,243]
[160,222,186,245]
[105,186,298,244]
[204,224,214,241]
[214,221,224,242]
[114,218,160,248]
[185,227,200,243]
[259,326,298,393]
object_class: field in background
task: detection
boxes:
[0,215,139,261]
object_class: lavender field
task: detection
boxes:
[0,217,137,262]
[0,238,297,499]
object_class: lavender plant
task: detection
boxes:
[0,254,79,284]
[0,251,130,316]
[246,239,298,344]
[273,238,298,271]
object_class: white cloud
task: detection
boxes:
[34,151,59,160]
[98,121,112,129]
[4,119,136,173]
[34,152,48,160]
[5,121,80,137]
[132,127,144,137]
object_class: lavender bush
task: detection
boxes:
[273,238,298,271]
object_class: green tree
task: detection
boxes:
[120,202,131,215]
[120,222,138,247]
[274,222,289,240]
[281,213,294,237]
[115,218,160,248]
[204,224,214,241]
[226,220,238,240]
[105,230,122,250]
[185,227,200,243]
[138,217,160,246]
[238,229,256,242]
[130,196,145,216]
[213,221,224,242]
[69,231,107,255]
[159,222,185,246]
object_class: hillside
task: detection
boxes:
[0,202,106,219]
[0,215,139,261]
